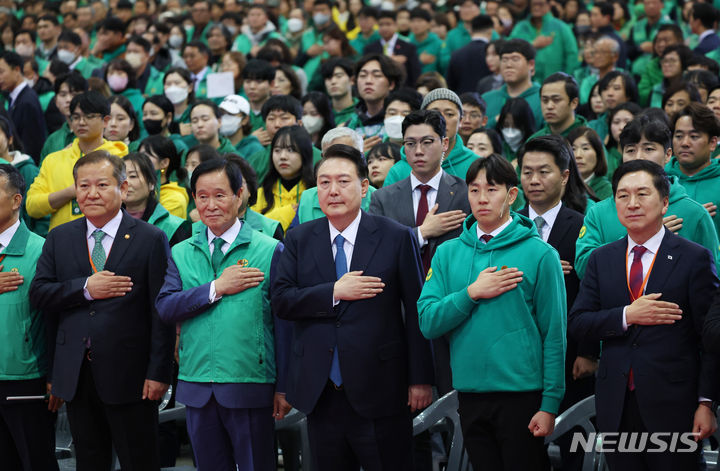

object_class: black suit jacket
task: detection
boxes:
[569,228,720,433]
[369,172,471,264]
[9,85,47,163]
[447,39,491,95]
[30,212,175,404]
[364,38,422,87]
[271,211,434,418]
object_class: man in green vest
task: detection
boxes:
[156,158,290,470]
[300,0,335,81]
[90,16,127,62]
[56,30,103,79]
[575,116,720,278]
[627,0,673,77]
[638,25,683,106]
[125,36,165,97]
[409,7,442,74]
[321,58,358,126]
[529,72,587,140]
[509,0,579,83]
[0,164,59,471]
[481,39,543,128]
[232,4,283,55]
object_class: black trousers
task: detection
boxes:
[307,381,413,471]
[0,378,58,471]
[604,389,704,471]
[458,390,550,471]
[67,357,160,471]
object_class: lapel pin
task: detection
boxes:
[667,255,672,260]
[124,234,130,239]
[450,191,454,195]
[238,259,249,267]
[10,267,18,272]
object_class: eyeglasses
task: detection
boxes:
[70,113,103,123]
[403,137,438,152]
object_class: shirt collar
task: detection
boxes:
[476,217,512,240]
[698,29,715,42]
[380,33,398,46]
[191,66,209,82]
[627,226,665,256]
[410,169,443,192]
[207,218,242,246]
[0,219,20,251]
[528,201,562,230]
[329,210,362,248]
[9,81,27,103]
[86,209,124,240]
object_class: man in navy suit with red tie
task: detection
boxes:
[569,160,719,470]
[272,144,434,470]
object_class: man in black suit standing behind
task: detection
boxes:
[447,15,493,95]
[370,109,469,394]
[364,10,422,87]
[272,144,434,470]
[569,160,719,470]
[30,151,174,471]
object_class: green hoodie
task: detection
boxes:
[528,115,589,141]
[482,83,544,129]
[665,157,720,237]
[418,213,567,414]
[296,186,376,224]
[575,176,720,278]
[9,152,49,236]
[383,137,478,188]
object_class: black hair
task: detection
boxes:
[0,50,22,70]
[207,24,232,52]
[355,53,406,91]
[606,102,642,150]
[656,23,683,45]
[691,2,717,30]
[241,59,276,82]
[358,6,379,19]
[261,95,303,121]
[612,159,670,199]
[139,135,185,183]
[108,95,140,142]
[127,34,152,53]
[48,58,70,78]
[466,153,518,188]
[620,117,673,151]
[660,44,693,78]
[105,58,137,90]
[320,57,355,80]
[401,109,447,138]
[497,97,537,140]
[70,90,111,116]
[301,91,335,144]
[469,127,503,154]
[15,28,37,45]
[123,152,158,205]
[98,16,125,34]
[190,158,243,195]
[187,144,222,164]
[366,141,402,164]
[163,67,195,103]
[672,101,720,138]
[471,14,494,32]
[567,126,608,177]
[274,64,302,100]
[385,87,423,112]
[261,126,315,214]
[225,153,258,206]
[0,163,25,196]
[542,72,579,102]
[519,134,590,213]
[687,55,720,76]
[37,13,59,26]
[409,7,432,22]
[593,1,614,18]
[685,70,720,94]
[459,92,487,114]
[597,70,638,103]
[499,38,536,61]
[662,81,702,112]
[57,29,82,46]
[183,40,211,59]
[0,116,20,153]
[143,94,175,122]
[73,150,126,184]
[190,99,221,118]
[319,144,368,180]
[378,10,397,21]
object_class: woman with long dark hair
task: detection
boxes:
[251,126,315,231]
[568,126,612,200]
[301,91,335,149]
[139,135,190,219]
[123,152,191,246]
[497,97,537,163]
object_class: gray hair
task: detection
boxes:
[597,36,620,55]
[321,127,363,153]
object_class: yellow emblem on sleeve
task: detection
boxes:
[579,225,586,238]
[425,268,433,281]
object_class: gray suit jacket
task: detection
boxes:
[369,171,471,265]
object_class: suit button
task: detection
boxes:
[632,343,638,349]
[89,311,95,317]
[329,348,334,353]
[82,337,87,343]
[336,322,341,327]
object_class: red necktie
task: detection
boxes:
[416,185,432,274]
[627,245,646,391]
[481,234,493,243]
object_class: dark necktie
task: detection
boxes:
[211,237,225,273]
[91,230,106,271]
[480,234,493,243]
[627,245,647,391]
[330,235,347,386]
[416,185,432,274]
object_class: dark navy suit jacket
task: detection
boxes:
[9,84,47,163]
[569,228,720,434]
[694,32,720,55]
[272,211,434,418]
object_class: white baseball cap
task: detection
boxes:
[219,94,250,116]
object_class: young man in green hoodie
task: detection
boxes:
[575,116,720,278]
[418,154,566,471]
[383,88,477,187]
[528,72,587,140]
[666,102,720,237]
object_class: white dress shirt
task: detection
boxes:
[0,219,20,252]
[411,169,442,247]
[8,81,27,108]
[621,226,665,330]
[476,217,512,241]
[83,210,124,299]
[191,66,209,92]
[330,211,362,305]
[528,202,562,243]
[380,33,399,56]
[208,218,242,302]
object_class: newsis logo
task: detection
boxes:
[570,432,700,453]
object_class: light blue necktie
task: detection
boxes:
[330,235,347,386]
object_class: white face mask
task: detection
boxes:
[287,18,304,33]
[57,48,77,64]
[14,43,33,57]
[165,85,189,104]
[368,0,383,6]
[219,114,243,136]
[384,115,405,140]
[168,35,184,49]
[381,1,395,11]
[225,25,237,36]
[125,52,144,70]
[501,127,524,151]
[313,12,331,26]
[303,115,324,134]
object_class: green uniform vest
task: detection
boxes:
[148,203,186,242]
[173,223,279,383]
